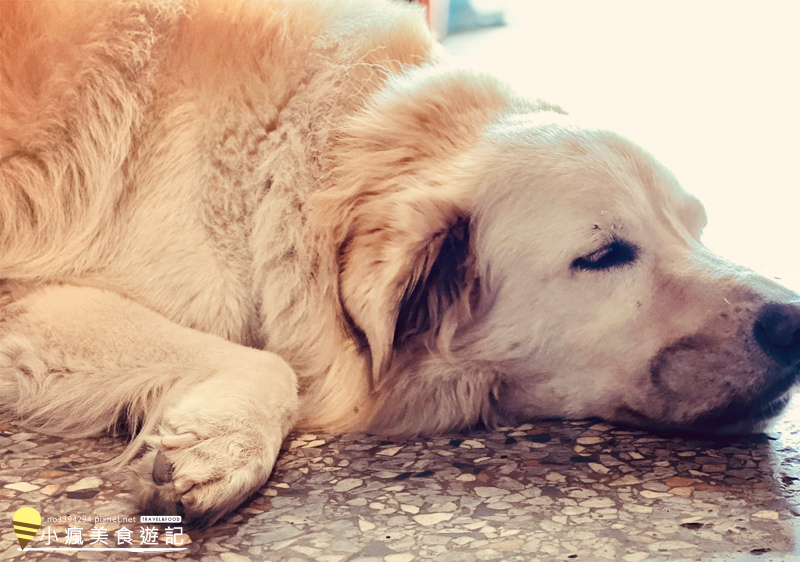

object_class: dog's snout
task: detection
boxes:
[754,301,800,364]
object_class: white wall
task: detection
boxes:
[444,0,800,292]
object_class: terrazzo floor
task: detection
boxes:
[2,398,800,561]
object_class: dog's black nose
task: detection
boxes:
[755,301,800,364]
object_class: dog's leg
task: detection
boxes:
[0,284,297,528]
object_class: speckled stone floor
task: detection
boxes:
[2,398,800,561]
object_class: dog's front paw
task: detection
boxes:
[131,426,279,528]
[129,361,297,528]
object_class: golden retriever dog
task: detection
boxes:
[1,0,799,527]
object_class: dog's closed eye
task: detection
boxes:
[572,240,638,271]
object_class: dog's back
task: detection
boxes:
[1,0,181,277]
[0,0,432,343]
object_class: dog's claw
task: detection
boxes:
[152,450,174,485]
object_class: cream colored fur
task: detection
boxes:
[1,0,798,527]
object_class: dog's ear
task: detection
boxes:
[311,70,510,379]
[337,189,473,379]
[393,216,471,347]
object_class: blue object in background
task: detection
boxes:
[448,0,506,34]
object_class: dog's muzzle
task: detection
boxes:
[619,299,800,435]
[697,300,800,432]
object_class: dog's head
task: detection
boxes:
[463,112,800,435]
[320,69,800,436]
